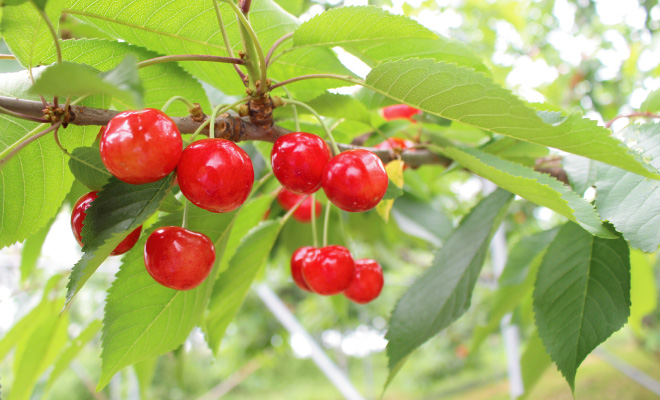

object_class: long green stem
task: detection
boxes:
[283,99,339,154]
[161,96,196,113]
[36,8,62,64]
[282,195,308,224]
[137,54,244,69]
[221,0,267,93]
[0,122,62,168]
[270,79,299,131]
[182,199,189,229]
[270,74,365,91]
[265,33,293,66]
[211,0,247,82]
[311,193,318,247]
[322,201,332,247]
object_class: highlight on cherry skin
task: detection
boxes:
[322,149,389,213]
[100,108,182,185]
[301,245,355,296]
[271,132,332,194]
[381,104,422,122]
[343,259,384,304]
[70,191,142,256]
[276,188,322,223]
[144,226,216,291]
[177,138,254,213]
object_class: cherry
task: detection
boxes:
[100,108,182,185]
[302,245,354,295]
[343,259,384,304]
[381,104,421,122]
[271,132,332,194]
[290,247,317,292]
[143,226,215,290]
[70,191,142,256]
[177,138,254,213]
[322,149,388,212]
[375,137,415,170]
[276,188,321,223]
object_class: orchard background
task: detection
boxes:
[2,0,660,399]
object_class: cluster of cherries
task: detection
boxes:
[69,103,419,299]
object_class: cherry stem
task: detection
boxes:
[322,201,332,247]
[281,194,308,224]
[270,74,365,91]
[282,98,340,154]
[270,79,299,131]
[161,96,196,113]
[0,105,49,123]
[36,7,62,64]
[53,125,70,157]
[605,111,660,129]
[137,54,244,69]
[182,198,190,229]
[0,122,62,168]
[265,33,293,67]
[0,54,16,61]
[311,192,318,247]
[211,0,248,83]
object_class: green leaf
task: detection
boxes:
[364,59,659,179]
[629,250,657,335]
[381,179,400,200]
[293,6,436,47]
[133,357,158,400]
[471,228,558,352]
[158,192,183,213]
[594,123,660,252]
[19,218,53,282]
[205,220,283,353]
[279,93,372,126]
[65,0,352,98]
[390,194,453,246]
[31,58,143,108]
[641,89,660,112]
[563,154,598,195]
[66,175,174,307]
[98,206,235,390]
[1,0,64,68]
[442,146,614,238]
[10,299,69,400]
[46,319,102,391]
[384,189,513,388]
[274,0,306,16]
[68,146,112,191]
[516,329,553,400]
[533,222,631,391]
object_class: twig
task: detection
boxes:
[266,33,293,66]
[270,74,364,91]
[0,122,62,168]
[137,54,244,69]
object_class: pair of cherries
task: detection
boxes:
[271,132,388,212]
[290,246,383,304]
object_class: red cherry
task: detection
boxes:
[100,108,182,184]
[343,259,384,304]
[144,226,215,290]
[302,245,355,295]
[374,137,415,170]
[70,191,142,256]
[322,149,388,212]
[381,104,421,122]
[177,138,254,213]
[290,247,316,292]
[276,189,321,223]
[271,132,332,194]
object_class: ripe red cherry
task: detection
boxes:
[343,259,384,304]
[302,245,355,295]
[271,132,332,194]
[70,191,142,256]
[290,247,317,292]
[375,137,415,170]
[322,149,388,212]
[276,189,321,223]
[381,104,421,122]
[100,108,182,184]
[144,226,215,290]
[177,138,254,213]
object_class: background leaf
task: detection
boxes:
[68,145,112,191]
[19,218,53,282]
[385,189,513,387]
[533,222,631,391]
[517,329,553,400]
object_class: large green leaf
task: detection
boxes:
[68,145,112,191]
[205,219,282,353]
[64,0,353,98]
[364,59,658,179]
[66,175,174,307]
[442,146,613,238]
[385,189,513,387]
[390,194,453,246]
[533,222,630,391]
[594,123,660,252]
[1,0,64,68]
[98,207,235,390]
[563,154,598,195]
